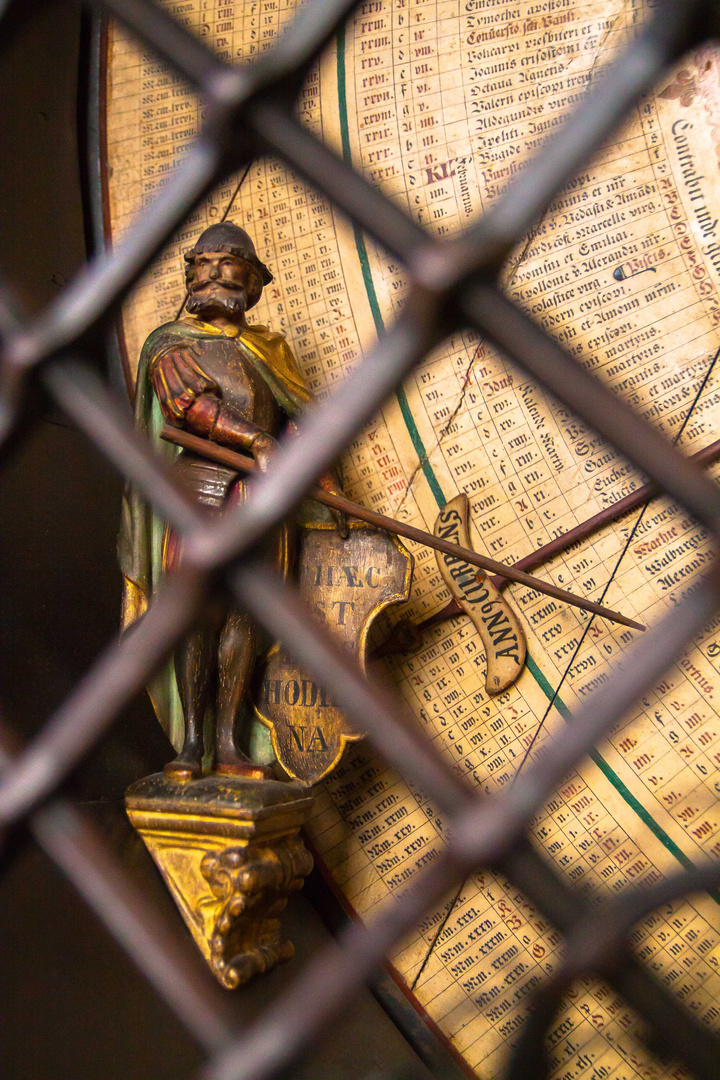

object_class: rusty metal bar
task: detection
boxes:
[237,562,472,818]
[0,724,235,1051]
[463,284,720,534]
[453,1,703,268]
[0,571,205,827]
[0,0,717,1078]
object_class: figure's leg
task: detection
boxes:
[215,606,273,779]
[162,522,218,780]
[164,623,218,779]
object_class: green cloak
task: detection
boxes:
[118,316,324,754]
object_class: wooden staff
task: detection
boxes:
[373,435,720,657]
[160,424,645,632]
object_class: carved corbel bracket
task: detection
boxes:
[126,773,315,988]
[200,837,313,988]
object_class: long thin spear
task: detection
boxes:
[160,424,645,632]
[373,435,720,657]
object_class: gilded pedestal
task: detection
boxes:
[126,774,315,988]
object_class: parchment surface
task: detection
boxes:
[105,3,720,1074]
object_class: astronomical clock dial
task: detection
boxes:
[102,1,720,1074]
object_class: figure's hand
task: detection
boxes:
[252,432,279,473]
[329,506,349,539]
[318,472,349,539]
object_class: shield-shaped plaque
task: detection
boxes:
[255,524,412,784]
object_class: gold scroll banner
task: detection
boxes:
[435,494,526,695]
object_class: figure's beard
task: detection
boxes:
[186,285,248,319]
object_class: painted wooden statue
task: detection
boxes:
[120,223,412,987]
[119,221,350,781]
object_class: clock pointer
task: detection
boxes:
[372,435,720,659]
[159,425,645,631]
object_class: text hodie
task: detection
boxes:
[256,525,412,784]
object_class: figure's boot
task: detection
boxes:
[164,624,216,781]
[215,608,274,780]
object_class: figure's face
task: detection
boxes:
[185,251,262,321]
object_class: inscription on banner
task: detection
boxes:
[436,494,526,693]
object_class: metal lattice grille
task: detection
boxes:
[3,0,720,1076]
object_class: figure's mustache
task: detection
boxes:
[186,288,248,317]
[189,278,245,294]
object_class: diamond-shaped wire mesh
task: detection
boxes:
[3,0,720,1077]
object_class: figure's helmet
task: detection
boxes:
[184,222,273,309]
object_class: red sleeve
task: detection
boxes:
[149,346,218,424]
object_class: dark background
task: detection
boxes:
[0,2,458,1076]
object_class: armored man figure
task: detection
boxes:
[119,222,346,781]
